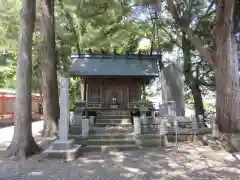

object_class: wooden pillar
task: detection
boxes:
[142,79,147,100]
[126,85,129,108]
[100,80,103,103]
[86,83,88,102]
[84,78,87,101]
[80,78,84,102]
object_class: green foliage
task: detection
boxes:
[138,99,152,104]
[0,0,20,52]
[0,0,219,114]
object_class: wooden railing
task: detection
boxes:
[140,117,212,135]
[86,102,102,109]
[75,101,102,109]
[126,102,153,109]
[76,101,154,110]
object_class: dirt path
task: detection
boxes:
[0,142,239,179]
[0,120,44,150]
[0,122,239,179]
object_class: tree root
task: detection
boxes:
[4,137,42,160]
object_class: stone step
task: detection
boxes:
[95,122,132,127]
[95,119,132,124]
[91,126,133,134]
[69,126,134,135]
[70,133,134,139]
[88,139,135,146]
[96,115,131,119]
[98,111,131,116]
[79,144,138,152]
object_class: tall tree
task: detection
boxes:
[182,34,205,124]
[166,0,239,133]
[40,0,59,137]
[5,0,41,159]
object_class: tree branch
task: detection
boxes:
[197,79,215,87]
[204,0,215,17]
[59,0,81,54]
[166,0,216,64]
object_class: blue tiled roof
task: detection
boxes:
[69,54,160,77]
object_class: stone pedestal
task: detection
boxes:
[73,114,82,126]
[44,77,81,161]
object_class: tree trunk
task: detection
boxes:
[5,0,41,159]
[190,83,206,123]
[167,0,239,133]
[215,0,240,132]
[40,0,59,137]
[182,34,206,125]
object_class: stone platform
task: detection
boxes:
[44,139,81,161]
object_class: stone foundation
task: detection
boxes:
[44,139,81,161]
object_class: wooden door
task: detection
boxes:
[115,85,124,107]
[103,79,114,108]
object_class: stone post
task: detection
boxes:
[44,77,81,161]
[159,117,167,147]
[59,77,69,141]
[140,107,148,133]
[82,117,89,138]
[133,116,141,146]
[212,118,219,138]
[89,116,95,126]
[81,117,89,146]
[192,116,198,142]
[89,116,94,133]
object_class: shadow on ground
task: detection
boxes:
[0,142,239,179]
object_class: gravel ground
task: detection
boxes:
[0,121,240,179]
[0,142,239,180]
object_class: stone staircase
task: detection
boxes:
[95,109,132,127]
[69,109,137,152]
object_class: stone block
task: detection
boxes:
[51,139,74,150]
[73,115,82,126]
[44,144,81,161]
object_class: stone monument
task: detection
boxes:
[44,77,81,161]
